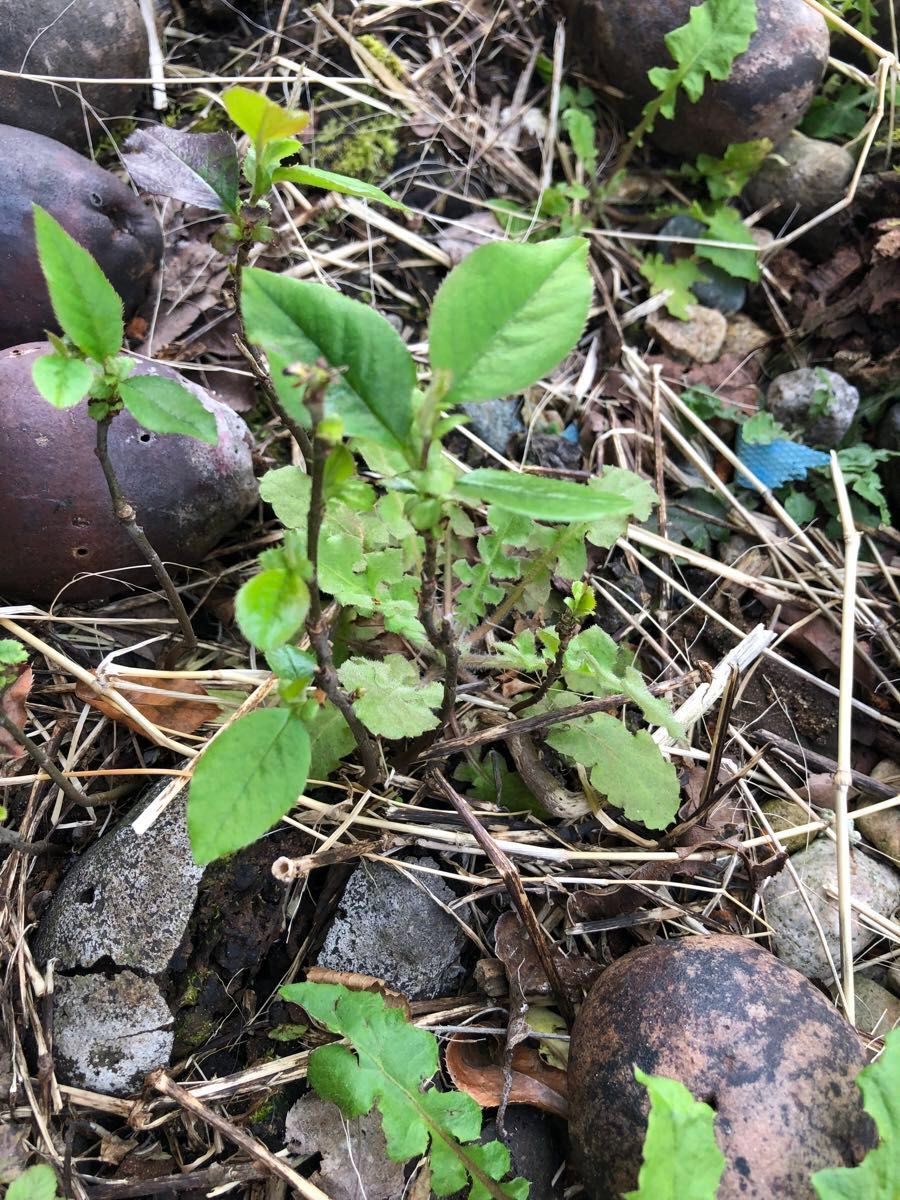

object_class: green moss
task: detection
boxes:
[313,112,400,183]
[358,34,405,77]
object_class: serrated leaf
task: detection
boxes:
[428,238,592,406]
[222,86,309,149]
[32,205,123,361]
[456,469,635,523]
[694,204,759,282]
[259,465,311,530]
[188,708,310,863]
[281,983,528,1200]
[562,107,597,173]
[32,353,92,408]
[639,254,706,320]
[546,712,681,828]
[692,138,771,201]
[811,1029,900,1200]
[7,1165,61,1200]
[647,0,758,120]
[337,655,442,738]
[625,1069,725,1200]
[562,626,682,736]
[235,568,310,653]
[273,164,407,210]
[740,410,787,445]
[119,376,218,444]
[124,126,239,213]
[0,640,27,666]
[242,268,415,450]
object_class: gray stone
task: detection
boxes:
[876,403,900,518]
[35,785,202,975]
[658,216,746,315]
[745,132,854,222]
[855,760,900,862]
[316,857,467,1000]
[482,1108,564,1200]
[52,971,173,1096]
[646,304,727,364]
[765,838,900,982]
[462,398,523,455]
[830,974,900,1037]
[723,315,770,360]
[766,367,859,447]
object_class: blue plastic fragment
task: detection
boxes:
[735,429,830,489]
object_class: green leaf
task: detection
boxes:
[562,626,682,736]
[625,1069,725,1200]
[7,1165,61,1200]
[242,268,416,450]
[188,708,310,863]
[222,86,309,150]
[235,568,310,653]
[306,701,356,779]
[337,655,443,738]
[428,238,592,406]
[124,126,240,213]
[31,205,123,360]
[456,468,635,523]
[639,254,706,319]
[561,108,597,173]
[546,712,681,828]
[259,465,311,530]
[694,204,759,282]
[273,164,407,210]
[454,752,541,814]
[783,489,817,525]
[646,0,758,120]
[691,138,771,201]
[812,1028,900,1200]
[119,377,218,444]
[281,983,528,1200]
[0,640,27,667]
[32,353,93,408]
[741,410,787,444]
[800,77,872,140]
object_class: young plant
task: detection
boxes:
[5,1165,63,1200]
[30,207,217,651]
[282,981,529,1200]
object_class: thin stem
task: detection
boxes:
[0,710,88,808]
[95,417,197,653]
[509,605,580,715]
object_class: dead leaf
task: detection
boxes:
[286,1094,404,1200]
[435,210,500,265]
[75,675,218,737]
[124,127,238,211]
[303,966,412,1020]
[445,1035,568,1119]
[494,912,601,1002]
[0,666,32,758]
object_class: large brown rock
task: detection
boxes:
[0,125,162,350]
[558,0,829,159]
[0,344,258,602]
[0,0,148,149]
[568,935,874,1200]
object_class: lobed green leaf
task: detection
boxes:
[625,1069,725,1200]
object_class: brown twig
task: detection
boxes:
[94,416,197,653]
[0,710,88,808]
[144,1071,330,1200]
[430,770,577,1027]
[84,1162,267,1199]
[509,604,580,715]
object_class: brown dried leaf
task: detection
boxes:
[0,666,32,758]
[445,1035,568,1119]
[285,1093,404,1200]
[493,912,601,1002]
[304,966,412,1020]
[75,675,218,737]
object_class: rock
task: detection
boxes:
[765,367,860,447]
[745,132,854,219]
[0,1,148,148]
[759,796,820,853]
[568,935,874,1200]
[0,345,258,602]
[462,398,523,454]
[855,759,900,862]
[876,403,900,518]
[52,971,173,1095]
[765,838,900,982]
[0,125,161,349]
[316,857,467,1000]
[646,304,727,363]
[35,784,203,975]
[831,974,900,1036]
[482,1108,564,1200]
[657,216,746,314]
[723,314,770,359]
[557,0,829,159]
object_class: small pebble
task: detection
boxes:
[646,304,727,363]
[759,796,820,854]
[745,131,854,222]
[766,367,860,447]
[658,215,746,315]
[723,314,770,359]
[765,838,900,982]
[830,974,900,1036]
[855,760,900,862]
[462,398,523,455]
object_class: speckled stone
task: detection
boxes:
[765,839,900,982]
[646,304,727,363]
[745,132,855,221]
[759,796,821,854]
[568,936,874,1200]
[35,783,202,975]
[855,760,900,863]
[766,367,860,447]
[316,857,467,1000]
[831,974,900,1037]
[52,971,173,1096]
